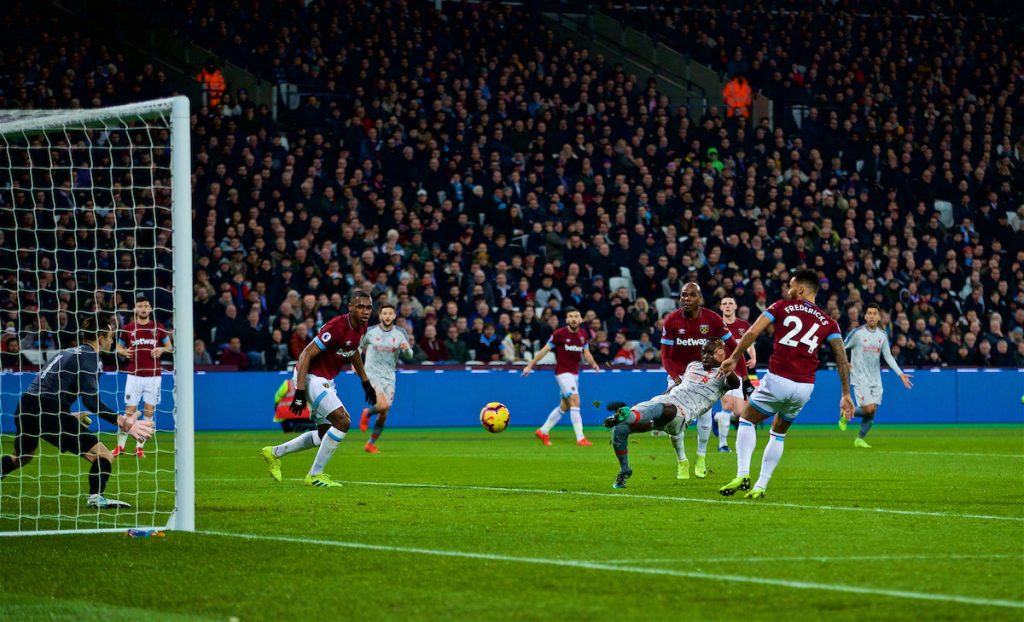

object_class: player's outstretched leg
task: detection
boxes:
[263,430,321,482]
[611,421,632,488]
[260,446,283,482]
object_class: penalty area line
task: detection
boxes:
[331,479,1024,523]
[198,530,1024,610]
[200,477,1024,522]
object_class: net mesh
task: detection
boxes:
[0,103,180,532]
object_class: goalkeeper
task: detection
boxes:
[0,314,155,509]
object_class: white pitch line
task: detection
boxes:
[198,530,1024,610]
[601,553,1024,565]
[886,451,1024,459]
[243,478,1023,523]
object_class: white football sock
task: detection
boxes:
[736,420,756,477]
[670,431,688,462]
[116,430,128,450]
[540,407,564,434]
[309,428,345,476]
[273,430,319,457]
[755,432,785,489]
[136,415,153,449]
[569,407,584,440]
[696,410,712,456]
[715,411,733,447]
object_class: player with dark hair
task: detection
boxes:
[114,295,173,459]
[261,291,377,487]
[657,282,748,479]
[357,302,414,453]
[839,302,913,447]
[0,313,155,508]
[714,296,757,452]
[718,269,854,498]
[522,306,600,446]
[604,339,740,489]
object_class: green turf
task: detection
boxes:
[1,424,1022,621]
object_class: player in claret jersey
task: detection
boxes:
[718,269,854,499]
[261,291,377,488]
[658,283,747,479]
[714,296,758,452]
[114,296,172,459]
[523,307,601,446]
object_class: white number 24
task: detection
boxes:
[779,316,820,353]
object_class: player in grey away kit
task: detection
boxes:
[605,339,740,489]
[358,303,413,453]
[0,314,155,508]
[839,303,913,447]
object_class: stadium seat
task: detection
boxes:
[609,276,635,301]
[654,297,677,318]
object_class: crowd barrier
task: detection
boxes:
[1,369,1021,433]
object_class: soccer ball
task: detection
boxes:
[480,402,510,433]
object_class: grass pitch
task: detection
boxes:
[1,424,1022,621]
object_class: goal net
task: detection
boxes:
[0,97,194,535]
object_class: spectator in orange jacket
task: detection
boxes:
[722,75,752,118]
[196,58,226,108]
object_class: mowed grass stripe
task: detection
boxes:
[199,530,1024,610]
[200,477,1024,522]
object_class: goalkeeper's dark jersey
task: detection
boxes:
[26,344,114,415]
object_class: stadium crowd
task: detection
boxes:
[0,0,1021,372]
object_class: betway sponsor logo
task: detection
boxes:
[676,337,709,347]
[563,344,586,353]
[133,338,159,346]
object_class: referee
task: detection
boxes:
[0,313,155,509]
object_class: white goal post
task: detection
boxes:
[0,96,193,535]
